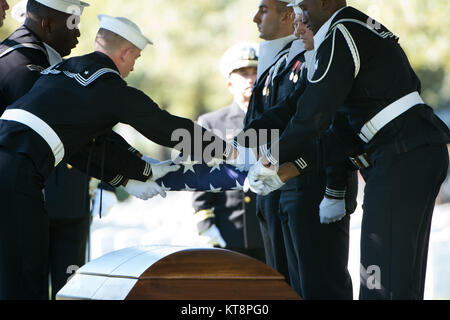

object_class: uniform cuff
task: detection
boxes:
[325,187,346,200]
[260,144,278,166]
[127,146,142,157]
[142,161,152,179]
[293,157,308,172]
[108,174,126,187]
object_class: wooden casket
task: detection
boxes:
[56,245,300,300]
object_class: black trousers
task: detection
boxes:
[359,144,449,299]
[0,148,48,299]
[0,148,90,300]
[48,216,90,299]
[256,190,290,284]
[279,172,353,299]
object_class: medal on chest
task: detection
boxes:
[289,60,303,84]
[262,73,272,102]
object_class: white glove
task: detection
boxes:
[319,197,346,224]
[149,160,180,181]
[246,159,285,195]
[225,145,257,172]
[200,224,227,248]
[124,179,167,200]
[141,155,161,164]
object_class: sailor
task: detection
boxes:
[242,3,354,298]
[0,14,244,299]
[0,0,93,300]
[243,0,297,287]
[246,0,450,299]
[192,42,265,262]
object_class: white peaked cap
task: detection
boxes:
[11,0,27,23]
[287,0,303,14]
[98,14,153,50]
[35,0,89,15]
[219,42,259,78]
[279,0,293,3]
[287,0,302,5]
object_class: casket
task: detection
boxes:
[56,245,300,300]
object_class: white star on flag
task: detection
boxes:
[182,184,197,191]
[180,156,200,174]
[208,184,222,193]
[209,163,221,173]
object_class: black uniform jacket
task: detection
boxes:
[0,26,153,188]
[243,40,316,190]
[0,51,228,185]
[0,25,49,112]
[244,42,357,209]
[245,6,450,169]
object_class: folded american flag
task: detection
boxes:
[154,159,247,192]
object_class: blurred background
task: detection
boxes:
[1,0,449,158]
[1,0,449,299]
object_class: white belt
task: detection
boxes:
[359,91,424,143]
[0,109,65,166]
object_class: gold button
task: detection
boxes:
[244,196,252,204]
[66,164,73,170]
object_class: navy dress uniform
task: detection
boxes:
[0,0,92,299]
[242,34,355,297]
[0,0,140,299]
[244,33,297,284]
[251,5,450,299]
[193,102,265,261]
[252,37,354,299]
[0,15,232,299]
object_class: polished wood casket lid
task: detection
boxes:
[57,245,300,300]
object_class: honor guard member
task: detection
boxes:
[242,5,354,298]
[0,0,95,300]
[0,0,9,27]
[192,42,265,262]
[244,0,297,286]
[246,0,450,299]
[0,14,246,299]
[0,0,145,299]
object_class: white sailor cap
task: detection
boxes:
[35,0,89,15]
[219,42,259,78]
[98,14,153,50]
[11,0,27,23]
[287,0,303,14]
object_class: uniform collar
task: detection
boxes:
[286,39,306,66]
[1,25,44,49]
[313,6,347,51]
[92,51,121,73]
[257,34,297,82]
[231,101,247,115]
[43,43,63,65]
